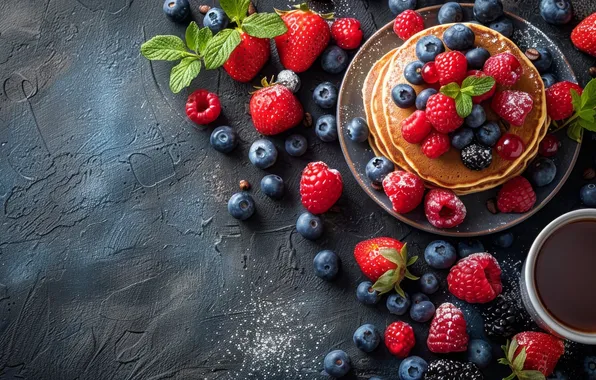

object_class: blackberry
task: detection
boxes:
[461,143,492,171]
[425,359,483,380]
[483,294,521,338]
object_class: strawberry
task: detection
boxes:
[447,253,503,303]
[401,110,432,143]
[435,51,468,85]
[484,52,522,86]
[467,70,496,103]
[499,332,565,378]
[331,18,363,50]
[421,131,451,159]
[274,3,332,73]
[424,189,467,229]
[300,161,343,214]
[385,321,416,358]
[491,90,534,126]
[224,33,271,83]
[393,10,424,40]
[571,13,596,57]
[250,78,303,135]
[427,303,469,353]
[425,93,464,133]
[497,176,536,213]
[382,170,425,214]
[545,81,583,120]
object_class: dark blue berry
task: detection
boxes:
[541,73,557,88]
[296,212,323,240]
[210,126,238,153]
[315,114,338,142]
[465,104,486,129]
[529,47,553,73]
[473,0,504,24]
[163,0,190,22]
[438,2,463,24]
[203,7,229,32]
[493,232,514,248]
[260,174,284,199]
[387,292,411,315]
[405,61,425,85]
[415,36,445,63]
[466,48,491,70]
[356,281,380,304]
[584,356,596,378]
[228,192,255,220]
[581,184,596,206]
[451,127,474,150]
[346,117,369,142]
[420,273,439,294]
[489,17,513,38]
[458,239,485,258]
[313,82,338,109]
[424,240,456,269]
[353,324,381,352]
[527,157,556,187]
[366,156,395,186]
[398,356,428,380]
[411,292,429,304]
[443,24,475,51]
[249,139,278,169]
[475,121,501,146]
[389,0,417,15]
[392,84,416,108]
[285,134,307,157]
[321,45,349,74]
[324,350,351,378]
[410,300,436,322]
[313,250,340,281]
[416,88,438,110]
[540,0,574,25]
[467,339,492,369]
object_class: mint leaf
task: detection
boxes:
[455,93,473,118]
[571,88,583,111]
[220,0,250,23]
[579,108,596,122]
[169,57,202,93]
[185,22,201,52]
[567,123,583,142]
[578,117,596,132]
[461,75,495,96]
[196,27,213,54]
[141,35,191,61]
[440,82,461,99]
[242,13,288,38]
[581,78,596,109]
[203,29,242,69]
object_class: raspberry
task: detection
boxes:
[300,162,343,214]
[402,110,432,143]
[483,52,522,86]
[467,70,496,103]
[424,189,467,229]
[385,321,415,358]
[461,143,492,170]
[331,18,363,50]
[497,176,536,213]
[425,93,464,133]
[422,131,450,159]
[185,89,222,125]
[382,170,425,214]
[491,90,534,126]
[427,303,469,353]
[447,253,503,303]
[545,81,583,120]
[393,10,424,40]
[435,51,468,85]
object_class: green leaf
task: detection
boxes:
[169,57,202,93]
[498,358,511,366]
[567,122,584,142]
[579,108,596,122]
[185,22,200,52]
[379,248,400,265]
[507,339,518,363]
[372,269,398,294]
[406,255,418,266]
[455,93,473,118]
[141,35,191,61]
[196,27,213,54]
[512,347,527,371]
[220,0,250,23]
[578,118,596,132]
[399,243,408,263]
[461,75,496,96]
[518,370,546,380]
[581,78,596,109]
[395,284,406,298]
[404,269,419,281]
[571,88,583,111]
[440,82,461,99]
[502,373,517,380]
[242,13,288,38]
[203,29,242,69]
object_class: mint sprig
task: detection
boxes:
[440,75,496,118]
[562,78,596,142]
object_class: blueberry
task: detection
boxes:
[465,104,486,129]
[415,36,445,63]
[398,356,428,380]
[530,47,553,73]
[392,84,416,108]
[473,0,504,24]
[260,174,284,199]
[315,114,338,142]
[451,127,474,150]
[424,240,456,269]
[475,121,501,146]
[493,232,514,248]
[389,0,417,15]
[346,117,369,142]
[583,184,596,206]
[549,371,568,380]
[438,2,463,24]
[324,350,351,378]
[584,356,596,379]
[163,0,190,22]
[366,156,395,186]
[527,157,556,187]
[457,239,485,258]
[405,61,425,85]
[356,281,381,304]
[420,273,439,294]
[488,17,513,38]
[540,0,573,25]
[249,139,278,169]
[353,324,381,352]
[416,88,438,110]
[313,250,340,281]
[203,7,229,33]
[313,82,338,109]
[285,134,307,157]
[467,339,492,369]
[411,292,429,304]
[296,212,323,240]
[228,192,255,220]
[443,24,475,51]
[466,48,491,70]
[386,292,411,315]
[210,126,238,153]
[321,45,349,74]
[277,69,301,93]
[542,73,557,88]
[410,300,436,322]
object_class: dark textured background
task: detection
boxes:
[1,0,595,379]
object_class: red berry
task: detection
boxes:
[185,89,221,125]
[425,93,464,133]
[331,18,363,50]
[545,81,583,121]
[383,170,425,214]
[491,90,534,126]
[508,332,565,377]
[421,62,439,84]
[483,52,522,86]
[435,51,468,85]
[354,237,404,281]
[300,161,343,214]
[393,10,424,41]
[402,110,432,143]
[427,303,469,353]
[385,321,416,358]
[571,13,596,57]
[421,131,450,159]
[496,133,525,161]
[467,70,496,103]
[424,189,467,229]
[250,82,304,135]
[447,253,503,303]
[539,134,560,157]
[497,176,536,213]
[223,32,270,83]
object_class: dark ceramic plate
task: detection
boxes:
[337,4,580,237]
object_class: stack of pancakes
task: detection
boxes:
[363,23,548,195]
